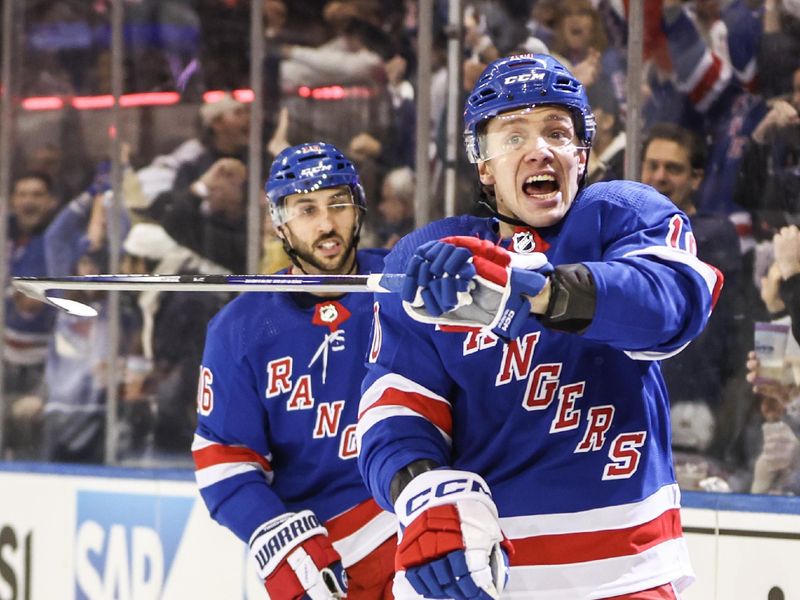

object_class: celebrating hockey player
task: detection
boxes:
[193,143,397,599]
[358,54,722,599]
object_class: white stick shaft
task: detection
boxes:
[12,273,404,317]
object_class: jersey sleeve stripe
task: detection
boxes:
[359,388,452,434]
[192,441,273,473]
[671,29,732,113]
[623,246,722,300]
[621,246,724,359]
[359,373,450,414]
[624,343,690,361]
[690,54,732,113]
[195,461,274,489]
[357,406,453,447]
[509,507,681,566]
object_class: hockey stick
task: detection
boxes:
[12,273,406,317]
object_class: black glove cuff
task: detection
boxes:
[390,459,441,503]
[539,263,596,334]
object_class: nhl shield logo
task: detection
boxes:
[319,303,339,323]
[512,230,536,253]
[312,300,351,332]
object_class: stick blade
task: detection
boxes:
[45,296,99,317]
[12,279,99,317]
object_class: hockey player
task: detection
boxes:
[358,54,723,599]
[193,143,397,599]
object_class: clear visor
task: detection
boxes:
[274,188,360,227]
[467,107,587,163]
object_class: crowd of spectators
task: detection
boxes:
[3,0,800,493]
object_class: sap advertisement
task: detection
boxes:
[0,464,799,599]
[0,465,268,599]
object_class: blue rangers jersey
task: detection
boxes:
[358,181,723,599]
[193,248,396,568]
[5,225,55,365]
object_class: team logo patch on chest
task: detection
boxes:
[510,227,550,253]
[512,230,536,253]
[312,301,351,333]
[319,303,339,324]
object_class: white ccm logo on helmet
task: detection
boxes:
[503,71,545,85]
[299,163,333,178]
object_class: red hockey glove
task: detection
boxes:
[401,236,552,341]
[249,510,347,599]
[393,469,513,599]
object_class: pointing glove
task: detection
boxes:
[402,235,552,341]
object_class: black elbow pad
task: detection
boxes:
[538,263,596,334]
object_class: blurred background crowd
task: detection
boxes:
[2,0,800,497]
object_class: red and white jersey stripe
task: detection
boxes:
[324,497,397,567]
[675,49,732,113]
[192,434,274,489]
[357,373,453,447]
[501,484,694,599]
[3,328,50,365]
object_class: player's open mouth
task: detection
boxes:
[522,174,560,200]
[316,238,343,257]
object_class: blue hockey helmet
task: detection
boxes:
[266,142,366,226]
[463,54,596,163]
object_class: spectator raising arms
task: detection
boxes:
[2,173,59,460]
[149,93,251,273]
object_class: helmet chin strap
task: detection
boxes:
[476,191,531,228]
[475,165,529,227]
[278,214,363,276]
[280,236,309,274]
[578,147,591,188]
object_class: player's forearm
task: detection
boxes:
[199,478,288,543]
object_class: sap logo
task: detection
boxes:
[299,163,332,178]
[404,477,490,516]
[0,525,32,600]
[74,491,194,600]
[503,71,545,85]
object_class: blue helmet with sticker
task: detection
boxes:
[266,142,366,226]
[463,54,596,163]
